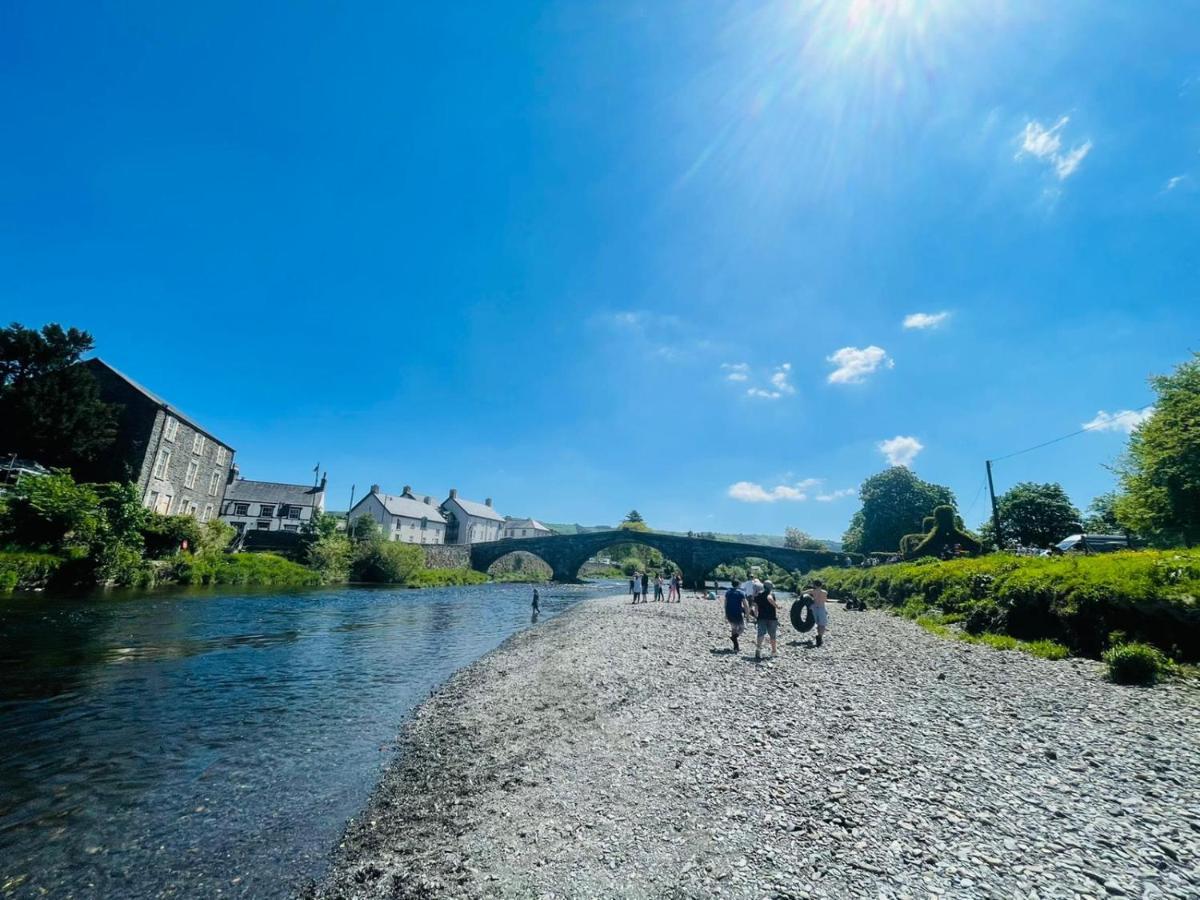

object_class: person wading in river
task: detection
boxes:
[724,578,749,652]
[532,588,540,613]
[753,579,781,661]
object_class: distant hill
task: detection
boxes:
[543,523,840,552]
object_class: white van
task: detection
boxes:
[1054,534,1132,554]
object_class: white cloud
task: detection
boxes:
[827,346,893,384]
[1083,408,1154,434]
[878,435,924,467]
[816,488,855,502]
[1164,175,1193,193]
[727,481,806,503]
[1016,116,1091,181]
[1054,140,1092,179]
[740,362,795,399]
[769,363,795,394]
[721,362,750,382]
[746,387,781,399]
[727,476,821,503]
[903,311,950,330]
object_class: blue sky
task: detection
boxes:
[2,1,1197,539]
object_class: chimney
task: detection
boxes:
[319,473,327,491]
[402,485,412,496]
[424,496,432,505]
[485,498,493,507]
[449,488,458,500]
[370,484,380,495]
[228,462,240,485]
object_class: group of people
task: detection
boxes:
[628,571,682,603]
[723,576,829,661]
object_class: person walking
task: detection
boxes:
[809,578,830,647]
[723,578,749,652]
[641,571,650,603]
[753,579,781,661]
[629,575,636,599]
[532,588,540,613]
[632,573,642,604]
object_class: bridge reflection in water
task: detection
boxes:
[469,530,852,589]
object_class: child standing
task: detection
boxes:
[809,578,830,647]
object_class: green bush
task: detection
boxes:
[1103,642,1171,685]
[140,515,203,559]
[407,568,489,587]
[963,599,1008,636]
[175,552,322,586]
[0,551,65,593]
[808,549,1200,661]
[351,541,425,583]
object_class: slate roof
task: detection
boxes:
[445,495,505,522]
[225,479,324,506]
[504,518,551,532]
[85,358,234,449]
[373,491,447,523]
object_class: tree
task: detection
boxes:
[0,470,102,551]
[620,510,650,533]
[624,510,645,524]
[1083,492,1123,534]
[0,323,118,466]
[1115,353,1200,546]
[981,482,1081,549]
[843,467,956,554]
[784,527,825,551]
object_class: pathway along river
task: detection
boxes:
[0,580,620,899]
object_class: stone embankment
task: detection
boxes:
[309,595,1200,899]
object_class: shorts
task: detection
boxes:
[727,618,744,636]
[756,619,778,639]
[812,607,828,628]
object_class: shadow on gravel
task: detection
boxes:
[786,639,818,650]
[709,648,738,655]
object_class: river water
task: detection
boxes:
[0,581,620,899]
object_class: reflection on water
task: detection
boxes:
[0,581,617,899]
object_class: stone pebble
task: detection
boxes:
[305,595,1200,899]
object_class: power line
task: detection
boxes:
[963,476,987,518]
[988,402,1155,464]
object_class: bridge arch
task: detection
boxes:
[469,530,851,588]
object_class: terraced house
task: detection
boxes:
[348,485,447,544]
[220,471,327,535]
[80,359,236,522]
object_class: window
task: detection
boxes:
[256,520,271,530]
[421,517,428,530]
[164,418,178,441]
[147,491,159,510]
[215,446,226,467]
[156,494,172,514]
[192,433,205,455]
[208,470,220,496]
[232,521,245,534]
[185,460,199,489]
[260,505,275,518]
[288,506,302,519]
[201,504,213,523]
[153,448,171,479]
[234,503,249,516]
[283,524,299,533]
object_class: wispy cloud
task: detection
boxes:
[727,477,820,504]
[815,488,855,502]
[1164,175,1193,193]
[827,346,893,385]
[1016,116,1091,181]
[878,435,924,467]
[721,362,750,382]
[903,311,950,330]
[1083,408,1154,434]
[741,363,795,399]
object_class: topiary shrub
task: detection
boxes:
[909,505,983,559]
[1103,642,1171,685]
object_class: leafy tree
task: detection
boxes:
[844,467,956,554]
[352,541,424,583]
[1115,353,1200,546]
[349,514,383,544]
[624,510,645,524]
[305,512,351,581]
[1083,492,1124,534]
[141,514,203,559]
[619,515,650,534]
[784,527,825,551]
[980,482,1081,549]
[0,323,118,466]
[87,483,150,585]
[0,470,102,551]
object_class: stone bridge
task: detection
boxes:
[469,530,852,588]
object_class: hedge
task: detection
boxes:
[806,550,1200,662]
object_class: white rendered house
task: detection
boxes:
[347,484,447,544]
[440,489,504,544]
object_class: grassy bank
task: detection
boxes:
[808,550,1200,662]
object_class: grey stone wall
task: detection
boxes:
[139,409,235,520]
[422,544,471,569]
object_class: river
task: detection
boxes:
[0,580,621,899]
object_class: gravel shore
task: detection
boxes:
[308,594,1200,899]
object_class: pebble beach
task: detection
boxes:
[307,593,1200,899]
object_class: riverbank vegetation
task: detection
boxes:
[807,549,1200,666]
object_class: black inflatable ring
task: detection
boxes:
[790,594,816,632]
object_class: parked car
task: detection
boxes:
[1053,534,1133,554]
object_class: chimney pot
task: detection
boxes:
[370,484,380,494]
[485,497,493,507]
[402,485,412,496]
[449,488,458,499]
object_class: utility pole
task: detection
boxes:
[347,484,356,524]
[985,460,1003,549]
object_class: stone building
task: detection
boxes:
[78,359,236,521]
[348,484,447,544]
[221,471,327,535]
[441,489,504,544]
[501,517,553,540]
